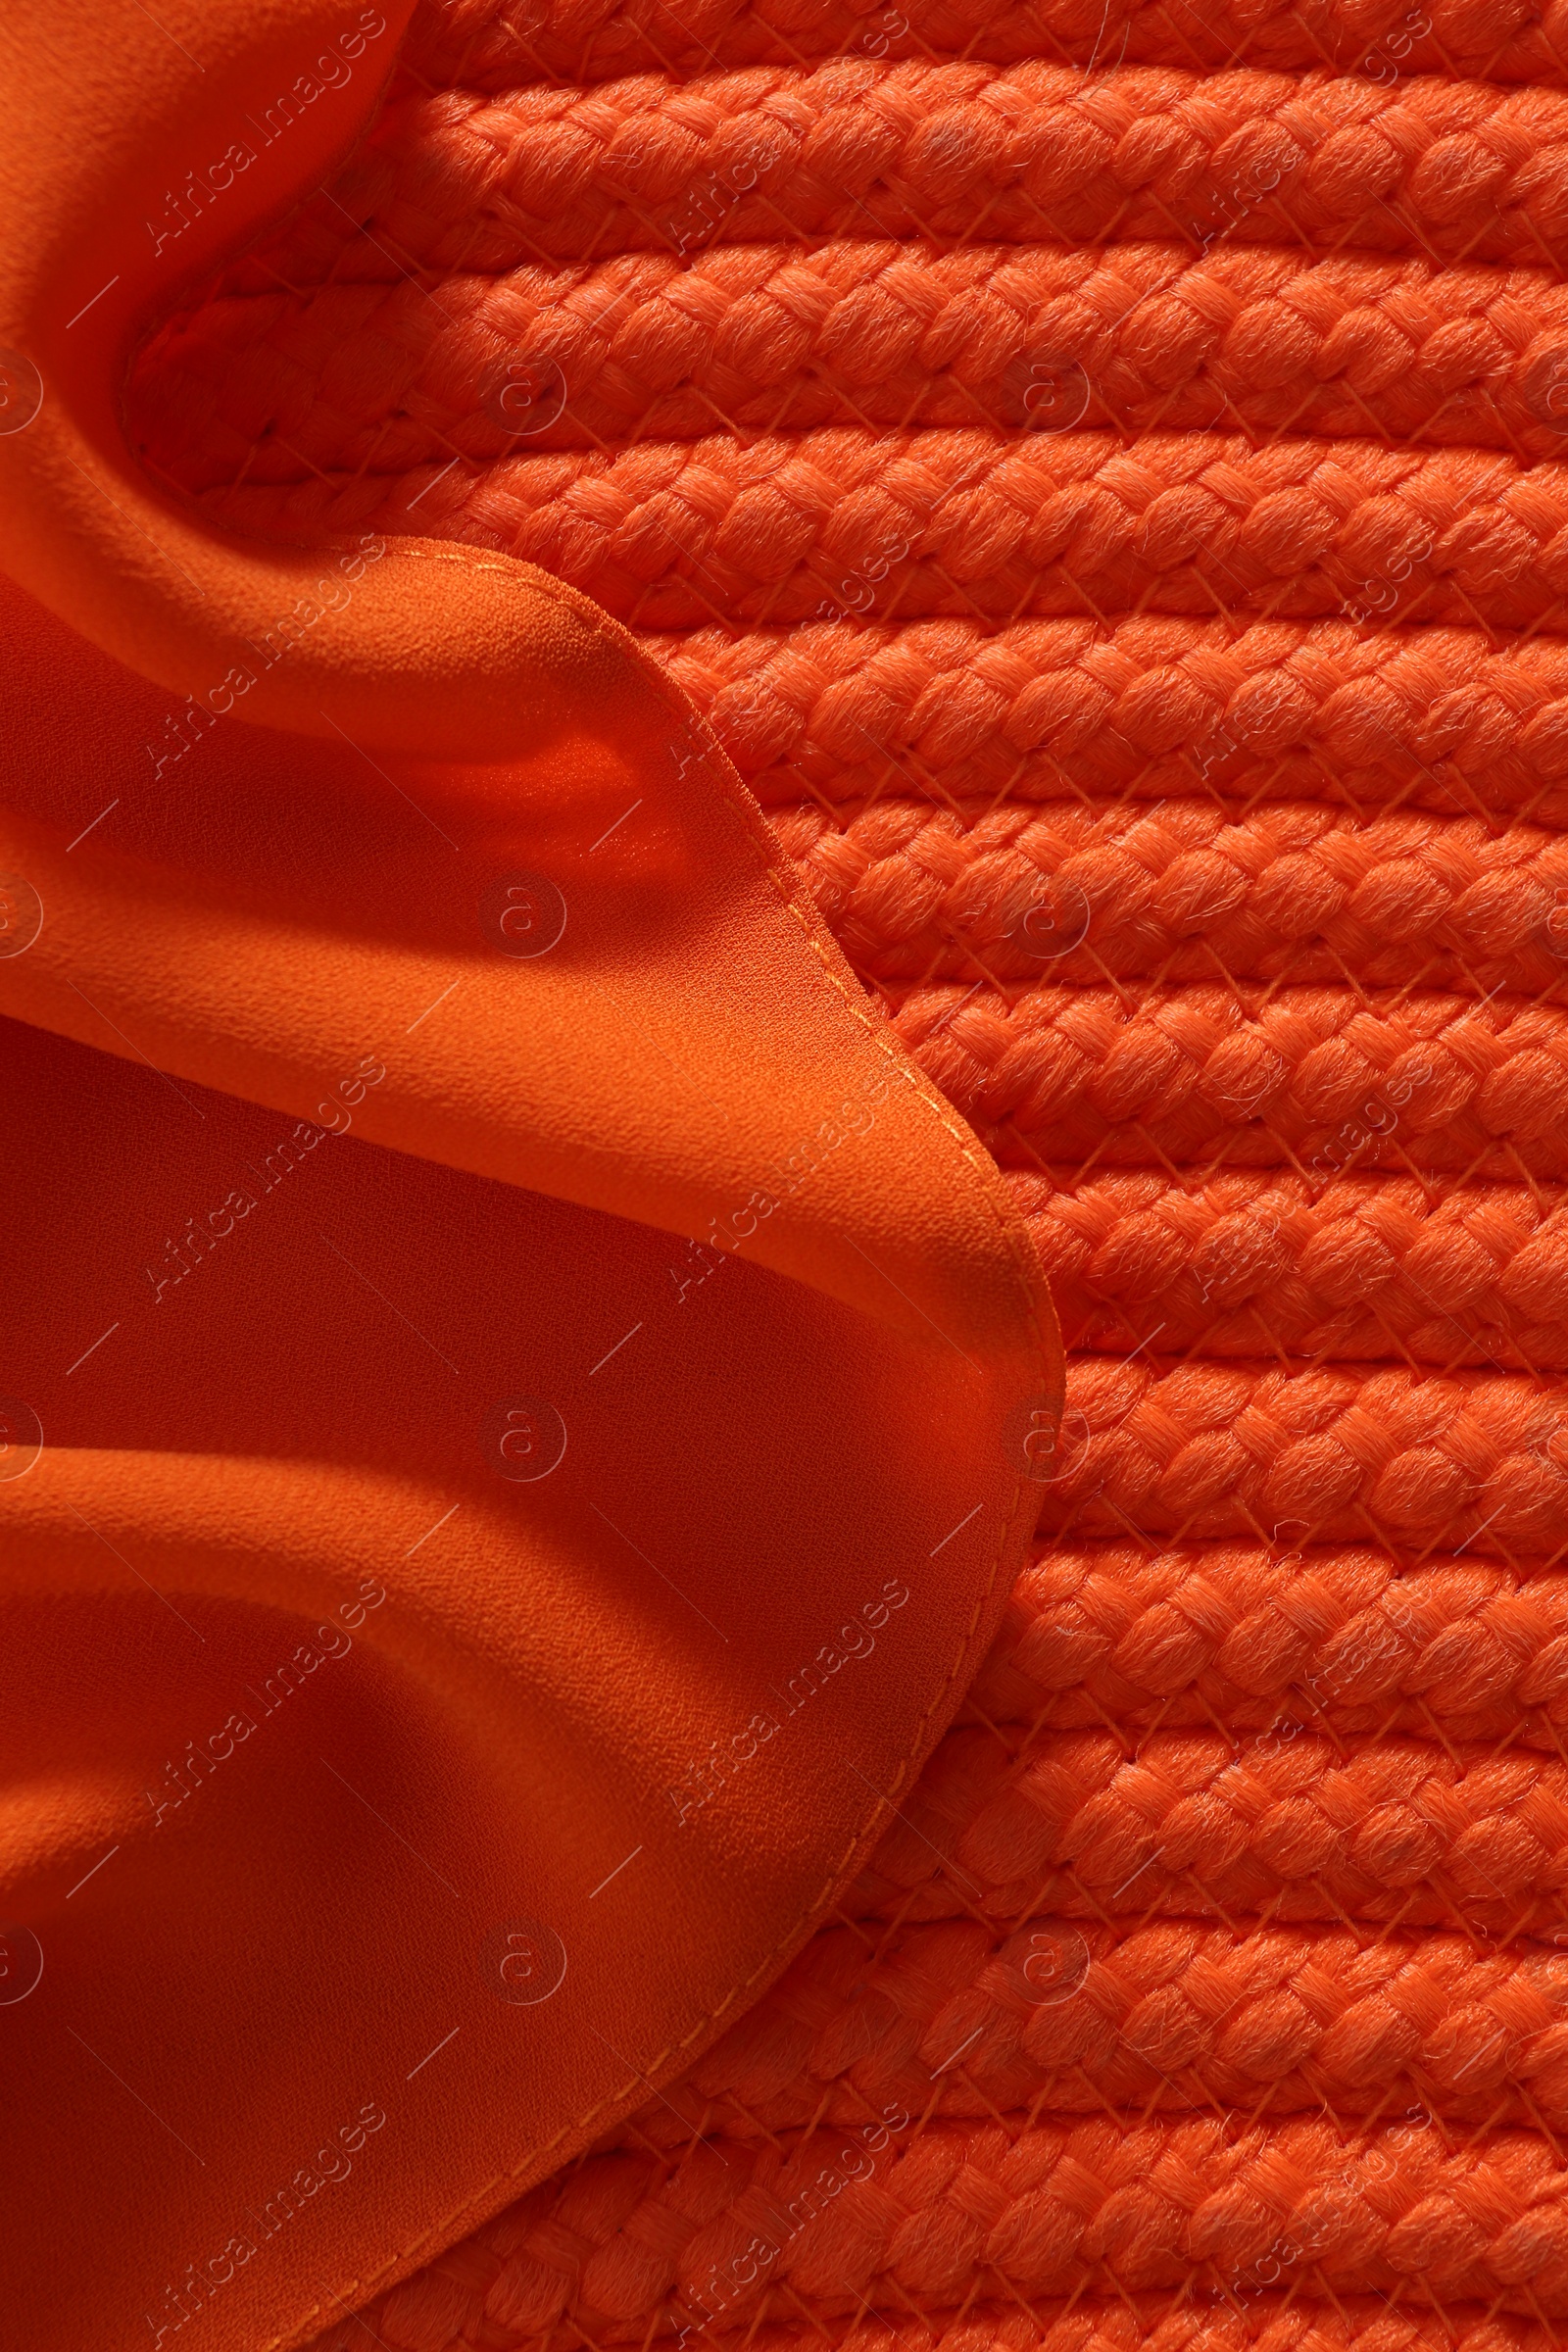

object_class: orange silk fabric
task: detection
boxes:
[0,8,1059,2350]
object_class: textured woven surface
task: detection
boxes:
[1005,1172,1568,1364]
[135,0,1568,2345]
[962,1538,1568,1740]
[125,244,1568,472]
[127,64,1568,285]
[770,801,1568,990]
[896,983,1568,1176]
[151,428,1568,633]
[658,618,1568,821]
[400,0,1568,85]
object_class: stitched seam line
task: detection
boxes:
[256,536,1057,2352]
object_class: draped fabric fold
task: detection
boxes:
[0,9,1060,2347]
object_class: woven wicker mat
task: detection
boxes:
[125,0,1568,2345]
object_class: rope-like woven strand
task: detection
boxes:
[769,800,1568,993]
[126,243,1568,487]
[891,979,1568,1179]
[659,616,1568,821]
[319,2284,1548,2352]
[402,0,1568,90]
[188,427,1568,636]
[615,1914,1568,2135]
[1030,1353,1568,1561]
[208,64,1568,279]
[341,2107,1568,2334]
[968,1536,1568,1743]
[1003,1171,1568,1369]
[849,1715,1568,1933]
